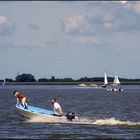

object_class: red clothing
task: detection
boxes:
[15,93,25,99]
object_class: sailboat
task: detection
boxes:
[101,72,108,88]
[113,75,120,86]
[107,74,123,92]
[2,78,6,85]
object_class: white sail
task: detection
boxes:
[113,75,120,85]
[104,72,108,85]
[2,78,6,85]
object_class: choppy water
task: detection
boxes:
[0,85,140,139]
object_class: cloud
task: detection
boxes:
[0,16,16,36]
[104,22,114,29]
[0,40,59,50]
[63,1,140,36]
[61,1,140,49]
[63,13,117,38]
[64,14,86,34]
[0,16,8,24]
[0,42,45,50]
[71,36,103,45]
[28,23,40,30]
[132,2,140,14]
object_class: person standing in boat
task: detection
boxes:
[12,90,28,109]
[51,98,63,116]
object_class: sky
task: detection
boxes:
[0,1,140,80]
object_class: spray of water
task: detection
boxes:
[26,116,140,126]
[92,118,140,126]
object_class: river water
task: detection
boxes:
[0,85,140,139]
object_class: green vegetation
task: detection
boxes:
[0,73,140,85]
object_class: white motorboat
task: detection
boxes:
[16,104,78,122]
[78,83,87,87]
[89,83,98,87]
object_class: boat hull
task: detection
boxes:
[106,88,123,92]
[16,104,78,122]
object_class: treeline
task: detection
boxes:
[0,73,140,83]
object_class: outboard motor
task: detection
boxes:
[66,112,75,121]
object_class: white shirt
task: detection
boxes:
[54,102,62,115]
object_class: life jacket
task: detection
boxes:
[15,93,25,99]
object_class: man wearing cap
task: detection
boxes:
[12,90,28,109]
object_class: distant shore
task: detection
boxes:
[1,81,140,85]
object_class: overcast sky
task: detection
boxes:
[0,1,140,80]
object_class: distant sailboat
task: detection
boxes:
[104,72,108,85]
[113,74,120,85]
[107,74,123,92]
[101,72,108,88]
[2,78,6,85]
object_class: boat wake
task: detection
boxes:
[26,116,140,126]
[89,118,140,126]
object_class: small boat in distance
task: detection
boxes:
[78,83,100,88]
[2,78,6,85]
[112,74,120,86]
[78,83,87,87]
[89,83,98,87]
[107,74,123,92]
[101,72,108,88]
[107,88,123,92]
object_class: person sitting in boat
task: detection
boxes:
[51,98,63,116]
[12,90,28,109]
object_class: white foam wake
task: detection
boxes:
[26,116,140,126]
[92,117,140,126]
